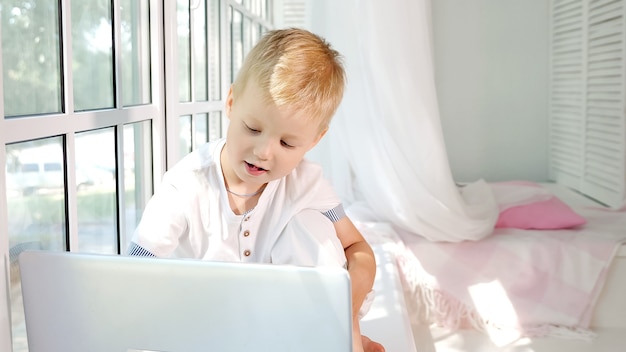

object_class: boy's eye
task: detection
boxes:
[245,124,260,133]
[281,140,294,148]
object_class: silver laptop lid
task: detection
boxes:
[18,251,352,352]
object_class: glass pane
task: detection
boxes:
[208,111,222,142]
[6,137,67,352]
[180,115,192,158]
[72,0,115,111]
[192,0,208,101]
[259,0,264,16]
[121,0,152,106]
[251,0,259,16]
[123,121,153,251]
[243,17,252,57]
[230,9,244,83]
[253,23,262,49]
[1,0,63,117]
[263,0,270,21]
[75,128,117,254]
[208,0,221,100]
[178,0,191,102]
[194,113,208,149]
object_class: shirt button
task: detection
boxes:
[244,250,251,257]
[244,216,250,222]
[243,230,250,237]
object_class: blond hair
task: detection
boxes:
[232,28,345,131]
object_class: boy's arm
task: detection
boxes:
[333,217,376,320]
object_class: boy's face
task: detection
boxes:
[222,79,326,188]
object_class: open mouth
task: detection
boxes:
[245,161,267,173]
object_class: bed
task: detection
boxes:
[358,182,626,351]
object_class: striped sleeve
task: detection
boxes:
[322,204,346,223]
[127,242,157,257]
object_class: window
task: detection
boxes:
[164,0,272,167]
[1,0,159,350]
[1,1,273,350]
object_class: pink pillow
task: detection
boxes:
[495,196,587,230]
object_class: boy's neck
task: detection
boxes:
[227,191,262,215]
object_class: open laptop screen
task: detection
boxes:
[18,251,352,352]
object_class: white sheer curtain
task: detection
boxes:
[307,0,498,242]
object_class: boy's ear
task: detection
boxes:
[225,86,234,118]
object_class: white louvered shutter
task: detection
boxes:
[274,0,311,29]
[550,0,626,208]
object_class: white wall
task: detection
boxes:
[302,0,550,184]
[433,0,550,183]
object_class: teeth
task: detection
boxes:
[247,162,265,171]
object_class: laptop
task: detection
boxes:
[18,250,353,352]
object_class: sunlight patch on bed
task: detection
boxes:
[468,279,521,347]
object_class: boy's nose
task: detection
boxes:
[253,138,272,161]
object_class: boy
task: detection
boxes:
[128,28,384,352]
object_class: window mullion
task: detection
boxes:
[190,3,197,148]
[115,124,126,254]
[61,0,74,115]
[163,0,182,170]
[0,18,10,352]
[65,133,79,252]
[113,0,123,109]
[149,0,167,183]
[220,0,230,137]
[0,141,10,352]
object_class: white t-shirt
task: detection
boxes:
[130,138,342,263]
